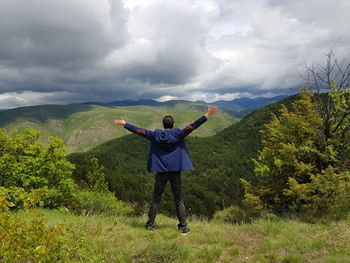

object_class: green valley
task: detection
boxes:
[68,95,298,217]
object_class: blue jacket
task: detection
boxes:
[124,115,207,172]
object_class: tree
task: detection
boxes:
[304,48,350,171]
[0,129,75,209]
[247,90,325,211]
[242,50,350,218]
[86,157,108,193]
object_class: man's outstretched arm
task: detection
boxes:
[114,119,154,140]
[182,105,217,136]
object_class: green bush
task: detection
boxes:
[41,178,76,209]
[284,166,350,220]
[0,212,69,262]
[247,89,350,218]
[0,186,47,211]
[72,190,134,216]
[213,205,260,223]
[0,211,106,263]
[87,157,109,193]
[0,129,76,209]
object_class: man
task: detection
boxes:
[114,105,217,235]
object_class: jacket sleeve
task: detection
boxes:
[181,115,208,137]
[124,123,154,140]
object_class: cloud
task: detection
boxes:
[0,0,349,107]
[0,91,72,108]
[102,0,218,84]
[0,0,126,69]
[155,92,252,103]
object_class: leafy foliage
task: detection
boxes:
[213,206,253,223]
[284,167,350,219]
[72,189,134,216]
[0,129,75,209]
[0,186,47,211]
[0,212,67,262]
[245,89,350,218]
[87,157,109,192]
[0,211,106,263]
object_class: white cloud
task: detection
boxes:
[155,91,279,103]
[0,91,71,108]
[155,95,178,102]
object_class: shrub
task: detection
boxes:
[0,211,106,262]
[0,212,69,262]
[213,205,260,223]
[0,129,76,209]
[41,178,76,209]
[247,88,350,218]
[0,186,47,211]
[87,157,109,193]
[284,166,350,219]
[72,190,134,216]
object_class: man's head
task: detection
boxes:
[163,115,174,129]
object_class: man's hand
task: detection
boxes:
[205,105,217,118]
[114,119,126,126]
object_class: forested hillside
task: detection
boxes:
[69,95,298,217]
[0,102,236,153]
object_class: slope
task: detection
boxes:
[0,102,237,153]
[14,208,350,263]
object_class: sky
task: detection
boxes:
[0,0,349,108]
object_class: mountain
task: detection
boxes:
[68,94,298,217]
[0,101,237,153]
[82,99,163,107]
[196,95,289,112]
[83,95,289,117]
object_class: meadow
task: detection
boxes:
[12,208,350,263]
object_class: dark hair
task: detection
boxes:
[163,115,174,129]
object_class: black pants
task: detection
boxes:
[146,171,187,228]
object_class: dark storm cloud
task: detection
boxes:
[0,0,218,106]
[0,0,350,107]
[0,0,131,101]
[0,0,126,69]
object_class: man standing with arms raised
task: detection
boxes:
[115,105,217,235]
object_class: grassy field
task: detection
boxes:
[16,209,350,263]
[0,102,237,153]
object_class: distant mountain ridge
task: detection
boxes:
[195,95,289,111]
[83,95,289,112]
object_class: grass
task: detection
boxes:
[14,209,350,263]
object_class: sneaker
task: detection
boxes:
[178,226,190,235]
[145,222,155,231]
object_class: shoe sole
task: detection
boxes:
[180,231,190,236]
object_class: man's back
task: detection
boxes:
[152,128,184,147]
[149,128,191,172]
[124,116,208,172]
